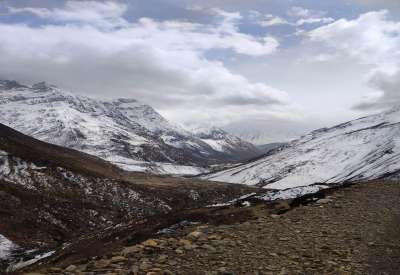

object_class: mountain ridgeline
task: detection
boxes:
[204,107,400,189]
[0,80,261,175]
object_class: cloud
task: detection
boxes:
[308,10,400,110]
[258,15,290,27]
[254,7,334,29]
[295,17,334,26]
[287,6,334,26]
[353,70,400,110]
[0,1,288,127]
[8,1,128,29]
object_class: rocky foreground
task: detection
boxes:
[22,181,400,275]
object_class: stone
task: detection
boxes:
[175,248,184,254]
[111,256,127,263]
[274,201,291,214]
[217,267,235,274]
[316,198,332,204]
[183,244,197,250]
[208,234,221,240]
[187,231,204,240]
[157,254,168,263]
[94,259,111,268]
[130,265,140,273]
[168,260,178,265]
[143,239,158,248]
[122,245,143,255]
[140,262,151,271]
[78,264,87,271]
[178,239,192,246]
[65,265,77,272]
[202,244,217,253]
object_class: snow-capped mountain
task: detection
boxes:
[204,107,400,189]
[222,118,313,145]
[192,127,261,162]
[0,80,257,175]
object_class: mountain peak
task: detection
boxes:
[0,80,27,90]
[32,81,56,92]
[191,126,228,139]
[0,81,261,175]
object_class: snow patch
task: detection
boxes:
[260,185,328,201]
[0,235,17,260]
[7,250,55,272]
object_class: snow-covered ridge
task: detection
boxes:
[204,107,400,189]
[192,126,261,161]
[0,80,258,175]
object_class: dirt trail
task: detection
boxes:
[25,181,400,275]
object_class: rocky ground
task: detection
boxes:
[22,181,400,275]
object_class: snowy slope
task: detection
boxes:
[192,127,261,161]
[204,108,400,189]
[0,80,256,175]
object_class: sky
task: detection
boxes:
[0,0,399,143]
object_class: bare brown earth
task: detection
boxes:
[0,123,261,273]
[23,180,400,275]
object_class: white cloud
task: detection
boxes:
[258,15,290,27]
[287,6,334,27]
[295,17,334,26]
[308,10,400,110]
[8,1,128,29]
[0,1,288,128]
[255,7,334,29]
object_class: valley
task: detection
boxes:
[1,80,400,274]
[1,1,400,274]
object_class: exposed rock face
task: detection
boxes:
[0,80,260,175]
[204,107,400,189]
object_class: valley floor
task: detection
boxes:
[24,181,400,275]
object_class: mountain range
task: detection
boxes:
[2,78,400,273]
[204,107,400,190]
[0,80,261,175]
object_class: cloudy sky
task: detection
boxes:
[0,0,399,143]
